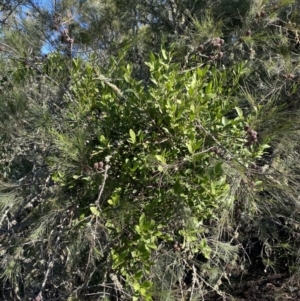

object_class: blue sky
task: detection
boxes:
[33,0,53,9]
[19,0,53,53]
[27,1,64,54]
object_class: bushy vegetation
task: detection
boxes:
[1,0,300,300]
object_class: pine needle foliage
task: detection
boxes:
[1,0,300,300]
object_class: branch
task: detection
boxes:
[95,164,110,209]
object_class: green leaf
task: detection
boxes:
[222,116,228,126]
[214,161,223,174]
[235,107,243,117]
[124,73,130,83]
[126,64,132,72]
[134,271,143,281]
[133,282,140,291]
[161,49,168,60]
[186,141,194,154]
[147,243,157,250]
[99,135,106,142]
[149,52,155,62]
[155,155,166,163]
[202,246,212,259]
[186,235,197,242]
[135,225,141,233]
[137,241,148,254]
[200,239,212,259]
[129,129,136,143]
[140,288,147,296]
[254,181,263,187]
[90,206,100,217]
[141,280,153,289]
[139,213,146,225]
[107,199,114,206]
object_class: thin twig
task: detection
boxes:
[95,164,110,209]
[37,260,54,301]
[93,74,126,100]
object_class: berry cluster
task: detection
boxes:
[173,242,183,252]
[255,11,267,19]
[93,161,104,171]
[211,146,225,158]
[210,37,225,50]
[197,37,225,60]
[244,125,258,146]
[53,13,74,44]
[284,73,295,80]
[250,162,262,172]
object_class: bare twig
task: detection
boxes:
[95,164,110,209]
[93,73,126,100]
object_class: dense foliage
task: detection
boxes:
[1,0,300,300]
